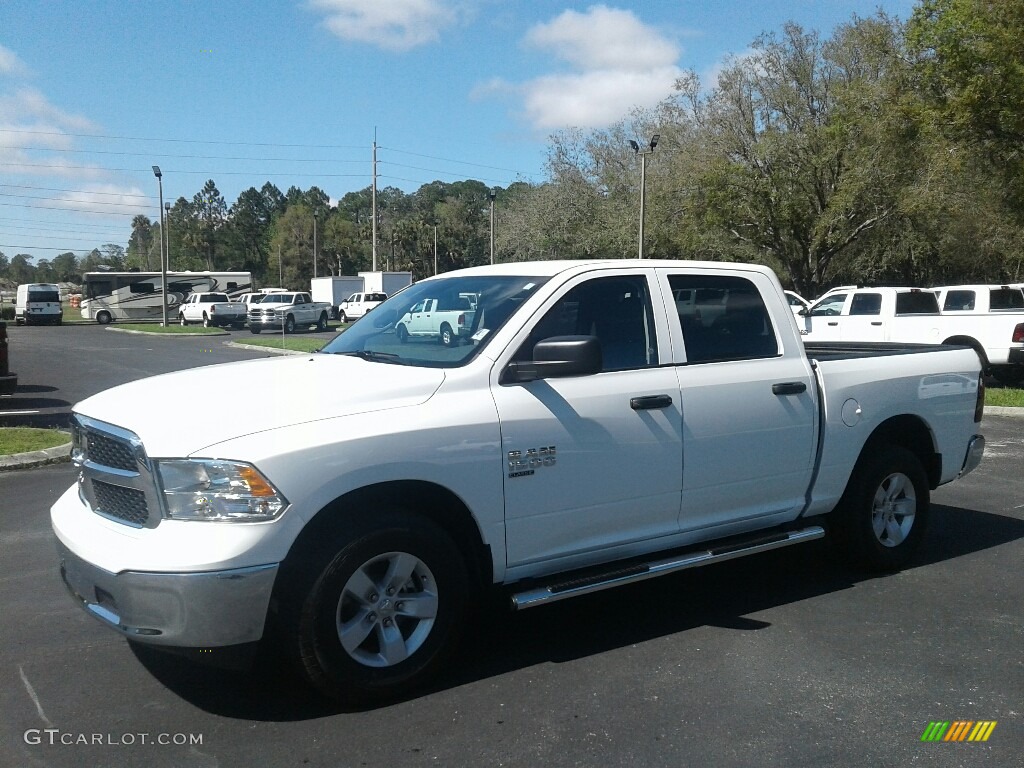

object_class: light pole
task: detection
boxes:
[628,134,659,258]
[163,202,171,270]
[312,209,319,279]
[488,188,497,265]
[152,166,167,326]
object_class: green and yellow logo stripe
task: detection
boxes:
[920,721,997,742]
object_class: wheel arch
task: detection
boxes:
[942,335,988,368]
[855,414,941,490]
[280,480,493,594]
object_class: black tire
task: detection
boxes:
[284,315,296,334]
[316,312,328,332]
[339,310,348,324]
[440,323,455,347]
[233,323,244,330]
[202,313,211,328]
[833,445,930,572]
[179,314,187,327]
[396,324,409,343]
[96,311,112,325]
[279,511,468,703]
[250,326,262,334]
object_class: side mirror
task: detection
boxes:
[503,336,603,383]
[798,308,809,316]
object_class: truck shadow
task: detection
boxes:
[129,503,1024,720]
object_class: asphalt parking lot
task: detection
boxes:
[1,323,1022,767]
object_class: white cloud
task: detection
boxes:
[0,44,29,76]
[309,0,456,51]
[55,184,151,216]
[0,87,97,132]
[514,6,683,130]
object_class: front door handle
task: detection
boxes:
[772,382,807,396]
[871,321,883,326]
[631,394,673,410]
[827,321,839,326]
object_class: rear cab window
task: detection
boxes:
[666,274,779,364]
[895,291,940,315]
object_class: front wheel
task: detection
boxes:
[833,445,930,572]
[284,315,296,334]
[396,324,409,343]
[281,512,468,703]
[250,326,262,334]
[179,314,187,326]
[96,311,112,325]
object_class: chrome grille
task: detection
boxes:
[85,430,137,471]
[73,414,160,529]
[92,480,149,526]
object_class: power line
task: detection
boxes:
[0,215,134,230]
[0,127,365,150]
[381,146,525,174]
[2,202,141,217]
[0,192,151,209]
[0,162,370,178]
[0,244,126,252]
[3,145,367,163]
[1,224,126,238]
[0,184,155,200]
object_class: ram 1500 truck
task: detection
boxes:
[802,286,1024,386]
[395,296,477,346]
[247,291,331,333]
[178,292,248,328]
[52,260,986,704]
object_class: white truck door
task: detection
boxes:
[493,271,683,572]
[841,291,886,341]
[803,291,849,341]
[659,269,817,533]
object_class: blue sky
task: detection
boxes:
[0,0,917,262]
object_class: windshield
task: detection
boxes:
[320,275,549,367]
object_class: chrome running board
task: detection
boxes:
[510,526,826,610]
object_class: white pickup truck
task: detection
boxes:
[337,292,388,323]
[53,260,985,704]
[178,292,247,328]
[247,291,331,334]
[802,286,1024,385]
[395,295,477,346]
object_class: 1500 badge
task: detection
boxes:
[508,446,556,478]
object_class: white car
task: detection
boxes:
[785,290,810,316]
[337,292,387,322]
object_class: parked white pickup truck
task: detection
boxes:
[803,286,1024,385]
[247,291,331,333]
[395,295,477,346]
[53,260,985,704]
[178,292,247,328]
[337,292,388,323]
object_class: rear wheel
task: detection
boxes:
[316,312,328,332]
[833,445,930,572]
[279,511,468,703]
[202,313,211,328]
[440,323,455,347]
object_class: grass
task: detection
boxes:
[110,323,226,334]
[231,334,333,353]
[0,427,70,456]
[985,386,1024,408]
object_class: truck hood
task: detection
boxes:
[74,354,445,457]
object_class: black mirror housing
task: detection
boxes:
[503,335,603,383]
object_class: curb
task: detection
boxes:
[106,327,230,337]
[223,340,316,356]
[0,436,72,471]
[983,406,1024,418]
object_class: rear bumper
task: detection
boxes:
[0,372,16,395]
[1008,348,1024,365]
[959,435,985,479]
[57,539,279,648]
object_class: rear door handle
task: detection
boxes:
[827,321,839,326]
[772,382,807,396]
[631,395,673,410]
[871,321,883,326]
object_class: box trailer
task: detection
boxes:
[358,271,413,296]
[311,277,367,319]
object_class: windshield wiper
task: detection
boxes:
[337,350,406,364]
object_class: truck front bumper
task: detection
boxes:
[57,539,279,647]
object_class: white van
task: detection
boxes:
[15,283,63,326]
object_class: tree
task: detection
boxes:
[51,252,80,282]
[127,215,155,270]
[9,254,35,283]
[192,180,228,270]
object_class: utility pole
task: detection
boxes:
[433,222,438,275]
[313,209,319,279]
[371,134,378,272]
[488,188,497,265]
[163,202,171,271]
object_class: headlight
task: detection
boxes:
[155,459,288,522]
